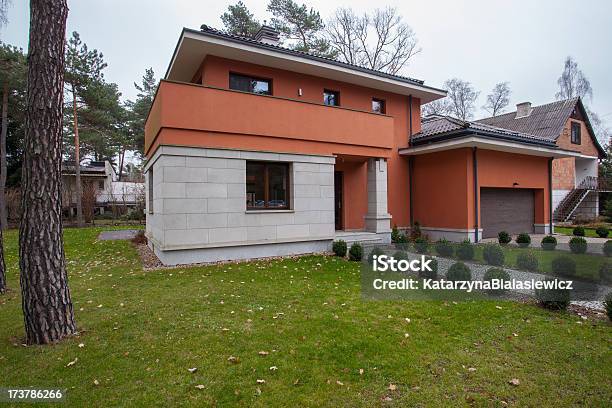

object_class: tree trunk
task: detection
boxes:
[0,83,8,230]
[20,0,75,344]
[0,228,5,294]
[72,84,83,227]
[118,148,125,181]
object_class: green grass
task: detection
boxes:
[555,226,608,238]
[0,228,610,407]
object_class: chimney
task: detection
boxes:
[254,25,280,45]
[515,102,532,119]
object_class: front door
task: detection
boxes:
[334,171,343,230]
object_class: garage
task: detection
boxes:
[480,188,535,238]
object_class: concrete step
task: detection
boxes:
[334,231,385,245]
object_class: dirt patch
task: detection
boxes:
[134,243,163,269]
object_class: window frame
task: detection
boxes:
[372,97,386,114]
[148,169,154,214]
[570,121,581,145]
[246,161,291,210]
[323,89,340,106]
[229,72,273,96]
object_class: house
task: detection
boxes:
[143,25,580,265]
[478,98,607,221]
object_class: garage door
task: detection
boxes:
[480,188,534,238]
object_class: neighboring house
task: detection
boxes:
[143,25,581,265]
[478,98,606,221]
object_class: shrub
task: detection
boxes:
[434,238,454,258]
[395,233,408,250]
[535,278,571,310]
[131,230,147,245]
[569,236,587,254]
[551,255,576,277]
[604,240,612,257]
[516,251,538,271]
[414,237,429,254]
[410,222,422,241]
[540,235,557,251]
[367,247,385,263]
[572,226,585,236]
[348,243,363,262]
[456,240,474,261]
[393,250,409,261]
[483,268,511,296]
[482,244,504,266]
[498,231,511,245]
[599,262,612,285]
[391,225,400,243]
[596,226,609,238]
[446,262,472,282]
[515,233,531,248]
[605,292,612,321]
[418,256,438,280]
[332,240,347,257]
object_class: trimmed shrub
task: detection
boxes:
[435,238,454,258]
[569,236,587,254]
[572,226,585,236]
[348,243,363,262]
[332,240,347,257]
[599,262,612,285]
[552,255,576,277]
[515,233,531,248]
[414,237,429,254]
[456,240,475,261]
[605,292,612,321]
[482,244,505,266]
[604,240,612,257]
[498,231,511,245]
[418,256,438,280]
[446,262,472,282]
[391,225,400,243]
[483,267,511,296]
[516,251,538,271]
[596,226,609,238]
[535,278,571,310]
[393,250,409,261]
[540,235,557,251]
[367,247,385,263]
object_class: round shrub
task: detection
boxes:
[515,233,531,248]
[535,278,571,310]
[596,226,609,238]
[418,256,438,280]
[483,267,511,296]
[569,236,587,254]
[367,247,385,263]
[540,235,557,251]
[605,292,612,322]
[516,251,538,271]
[332,240,347,257]
[446,262,472,282]
[551,255,576,277]
[435,238,454,258]
[572,226,585,236]
[456,240,475,261]
[604,240,612,257]
[393,250,409,261]
[348,242,363,262]
[498,231,511,245]
[483,244,505,266]
[599,262,612,285]
[414,237,429,254]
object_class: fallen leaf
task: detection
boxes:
[359,368,364,375]
[404,318,411,323]
[93,379,99,386]
[256,379,266,384]
[388,383,397,391]
[269,366,278,371]
[227,356,239,364]
[78,343,85,348]
[336,380,344,386]
[495,306,503,310]
[195,384,205,390]
[258,351,269,356]
[468,367,476,372]
[509,378,520,386]
[66,357,78,367]
[188,367,198,373]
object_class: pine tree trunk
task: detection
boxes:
[0,228,5,294]
[0,83,8,230]
[118,148,125,180]
[72,84,83,227]
[20,0,75,344]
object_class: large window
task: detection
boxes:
[323,89,340,106]
[246,162,290,210]
[229,73,271,95]
[148,169,153,214]
[571,121,581,144]
[372,98,386,114]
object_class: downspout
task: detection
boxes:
[408,95,414,227]
[473,147,479,242]
[548,157,553,234]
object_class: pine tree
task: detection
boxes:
[221,1,261,37]
[127,68,157,158]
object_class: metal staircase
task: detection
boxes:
[553,176,602,222]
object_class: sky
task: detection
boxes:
[3,0,612,132]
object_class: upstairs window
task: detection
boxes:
[323,89,340,106]
[246,162,290,210]
[571,122,581,144]
[229,73,271,95]
[372,98,386,114]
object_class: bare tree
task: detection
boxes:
[483,82,511,117]
[444,78,479,120]
[326,7,420,75]
[421,99,451,117]
[556,56,592,101]
[20,0,76,343]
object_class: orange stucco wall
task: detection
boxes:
[335,160,368,230]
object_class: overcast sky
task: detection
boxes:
[3,0,611,132]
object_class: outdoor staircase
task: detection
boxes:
[553,176,606,222]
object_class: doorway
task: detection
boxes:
[334,171,343,230]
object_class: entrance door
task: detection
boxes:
[334,171,343,230]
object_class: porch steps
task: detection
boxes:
[334,231,385,245]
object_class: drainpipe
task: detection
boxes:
[408,95,414,227]
[473,147,479,242]
[548,157,553,234]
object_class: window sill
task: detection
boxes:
[245,209,294,214]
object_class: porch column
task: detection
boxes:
[364,158,392,241]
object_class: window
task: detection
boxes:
[372,98,386,114]
[229,73,271,95]
[571,122,581,144]
[246,162,290,210]
[148,169,153,214]
[98,181,104,189]
[323,89,340,106]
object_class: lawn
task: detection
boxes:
[555,226,608,238]
[0,228,611,407]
